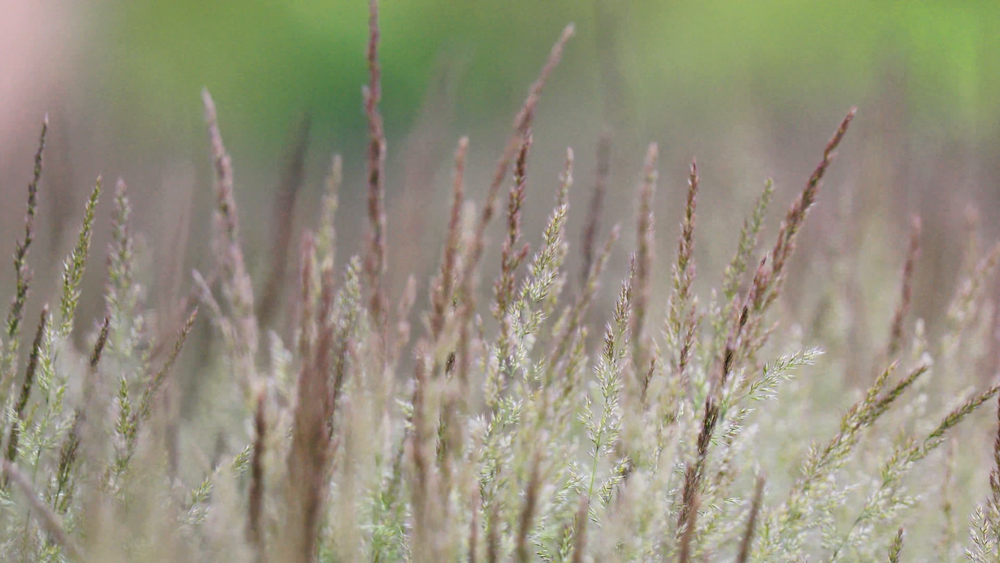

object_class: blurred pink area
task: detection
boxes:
[0,0,82,322]
[0,0,77,152]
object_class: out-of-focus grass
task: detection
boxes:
[2,2,1000,561]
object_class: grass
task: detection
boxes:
[1,1,1000,561]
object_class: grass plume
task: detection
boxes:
[0,116,47,413]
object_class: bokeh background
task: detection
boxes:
[3,0,1000,378]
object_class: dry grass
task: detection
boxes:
[1,3,1000,562]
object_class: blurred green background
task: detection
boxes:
[3,0,1000,361]
[99,0,1000,318]
[98,0,999,146]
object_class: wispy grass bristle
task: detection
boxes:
[580,132,611,287]
[317,154,342,272]
[285,264,336,562]
[755,108,856,314]
[59,177,101,336]
[663,158,700,406]
[888,215,922,358]
[887,527,904,562]
[632,142,657,366]
[3,306,47,482]
[493,133,532,387]
[0,116,47,412]
[430,136,468,343]
[463,24,574,291]
[136,307,197,423]
[259,115,311,330]
[202,89,259,399]
[363,0,389,335]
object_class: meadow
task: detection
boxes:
[1,2,999,561]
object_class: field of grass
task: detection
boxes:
[2,2,1000,562]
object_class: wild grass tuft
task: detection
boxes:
[1,4,999,562]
